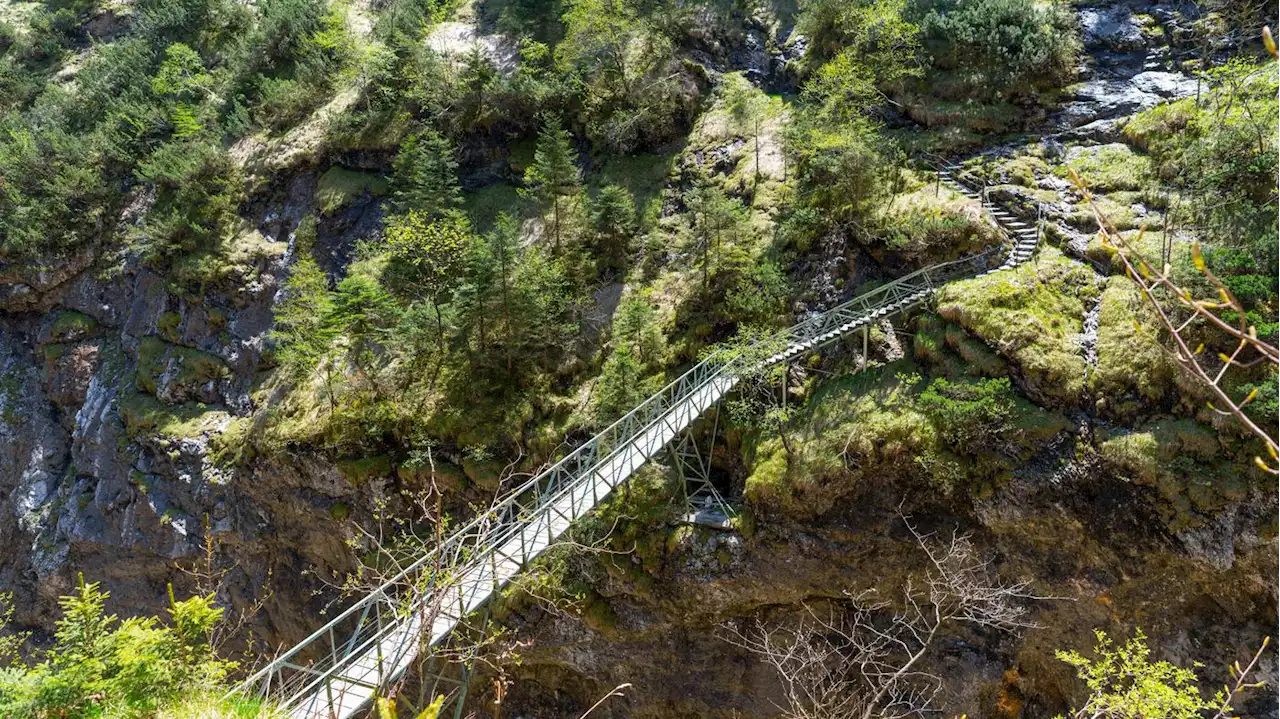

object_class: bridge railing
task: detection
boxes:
[234,344,749,709]
[235,240,1003,715]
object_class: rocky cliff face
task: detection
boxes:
[486,455,1276,718]
[0,177,376,645]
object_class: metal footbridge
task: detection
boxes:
[233,167,1038,718]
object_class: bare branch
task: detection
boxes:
[720,513,1048,719]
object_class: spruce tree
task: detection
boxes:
[589,184,635,275]
[524,114,581,254]
[391,128,462,218]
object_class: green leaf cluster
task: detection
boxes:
[0,576,235,719]
[1056,630,1222,719]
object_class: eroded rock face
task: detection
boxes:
[1051,0,1204,130]
[0,184,367,643]
[487,464,1277,719]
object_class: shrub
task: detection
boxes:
[1059,626,1218,716]
[918,376,1015,447]
[914,0,1078,98]
[0,577,236,719]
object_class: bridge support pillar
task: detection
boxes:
[669,411,734,528]
[861,324,869,372]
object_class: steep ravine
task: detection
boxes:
[0,0,1272,715]
[477,2,1279,716]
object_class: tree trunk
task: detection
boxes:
[431,298,445,390]
[552,195,561,254]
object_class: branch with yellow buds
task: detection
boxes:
[1059,27,1280,474]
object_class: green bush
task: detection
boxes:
[918,376,1015,447]
[0,577,238,719]
[914,0,1078,98]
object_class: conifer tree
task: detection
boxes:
[391,128,462,218]
[272,250,336,377]
[524,114,581,254]
[589,184,635,275]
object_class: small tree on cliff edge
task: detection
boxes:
[524,113,581,254]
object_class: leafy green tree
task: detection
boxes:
[594,343,646,424]
[383,211,473,382]
[685,177,749,290]
[510,247,575,374]
[272,249,336,375]
[611,292,664,366]
[1056,630,1266,719]
[457,44,498,130]
[713,326,795,460]
[554,0,688,151]
[524,113,581,253]
[556,0,633,97]
[134,139,241,265]
[331,273,399,394]
[391,128,462,218]
[725,260,790,326]
[798,0,921,75]
[787,118,892,226]
[588,184,635,275]
[484,213,522,374]
[151,43,213,100]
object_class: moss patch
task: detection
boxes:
[337,454,394,486]
[1055,143,1154,193]
[935,248,1102,404]
[744,367,1067,518]
[1099,419,1253,530]
[48,311,98,342]
[134,336,230,397]
[118,391,231,439]
[1089,278,1175,419]
[873,182,1001,265]
[315,166,388,216]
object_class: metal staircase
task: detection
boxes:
[938,166,1041,270]
[232,167,1040,719]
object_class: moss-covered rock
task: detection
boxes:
[935,248,1102,405]
[118,391,232,439]
[1055,143,1154,193]
[46,311,99,343]
[315,166,388,216]
[744,368,1067,518]
[134,335,230,404]
[462,455,504,492]
[337,454,394,486]
[1089,278,1175,419]
[397,458,468,494]
[1099,419,1253,530]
